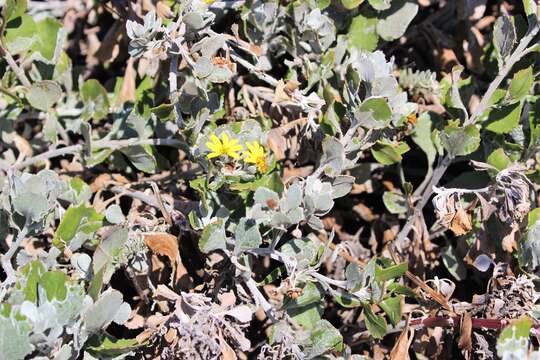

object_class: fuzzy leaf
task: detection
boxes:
[376,0,418,41]
[493,14,516,62]
[348,14,379,51]
[81,79,110,122]
[26,81,62,111]
[235,218,262,254]
[308,320,344,357]
[509,67,533,101]
[441,124,480,157]
[199,220,226,253]
[383,191,408,214]
[363,303,387,338]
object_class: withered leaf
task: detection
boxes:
[449,207,473,236]
[390,325,413,360]
[458,312,473,352]
[143,232,179,264]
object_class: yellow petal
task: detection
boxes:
[206,142,221,152]
[210,134,221,145]
[207,152,220,159]
[230,144,244,152]
[221,133,230,144]
[228,151,241,159]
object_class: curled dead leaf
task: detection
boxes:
[390,324,414,360]
[143,232,179,264]
[458,312,472,352]
[449,207,473,236]
[117,57,136,105]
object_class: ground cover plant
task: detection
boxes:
[0,0,539,358]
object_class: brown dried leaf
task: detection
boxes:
[13,135,33,159]
[458,312,473,352]
[143,232,178,264]
[450,207,472,236]
[164,328,177,344]
[221,338,237,360]
[156,1,173,19]
[117,57,136,105]
[502,225,519,253]
[390,325,413,360]
[273,80,292,104]
[95,21,124,63]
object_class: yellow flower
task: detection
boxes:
[206,133,243,159]
[243,141,268,172]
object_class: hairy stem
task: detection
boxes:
[394,23,539,246]
[3,138,182,171]
[0,44,32,88]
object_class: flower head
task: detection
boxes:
[206,133,243,160]
[243,141,267,172]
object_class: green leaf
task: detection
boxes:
[440,123,480,157]
[375,262,408,282]
[121,145,158,174]
[368,0,391,10]
[4,14,36,55]
[87,336,141,357]
[487,148,511,171]
[284,282,324,310]
[40,271,68,301]
[308,320,344,357]
[26,80,62,111]
[105,204,125,224]
[348,14,379,51]
[234,218,262,254]
[493,14,516,62]
[21,260,46,303]
[371,141,410,165]
[81,79,110,122]
[376,0,418,41]
[363,303,387,338]
[412,113,437,168]
[2,0,27,23]
[342,0,364,9]
[485,102,522,134]
[379,296,402,326]
[358,97,392,129]
[509,67,533,101]
[0,315,34,360]
[199,220,226,253]
[54,205,104,248]
[31,18,62,61]
[382,191,408,214]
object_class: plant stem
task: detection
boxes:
[0,44,32,88]
[1,225,28,280]
[394,23,539,246]
[168,50,184,128]
[3,138,182,171]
